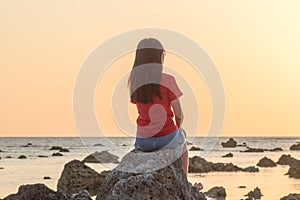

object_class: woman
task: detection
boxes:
[128,38,189,175]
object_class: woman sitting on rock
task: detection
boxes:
[128,38,189,176]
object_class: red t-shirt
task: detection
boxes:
[131,73,183,137]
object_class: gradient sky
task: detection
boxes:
[0,0,300,137]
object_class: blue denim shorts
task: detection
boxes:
[134,128,185,152]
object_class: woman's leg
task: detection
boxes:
[181,141,189,175]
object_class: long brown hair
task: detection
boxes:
[129,38,164,104]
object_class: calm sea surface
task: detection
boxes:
[0,137,300,199]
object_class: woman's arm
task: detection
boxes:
[171,98,184,128]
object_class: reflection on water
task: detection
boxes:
[0,137,300,199]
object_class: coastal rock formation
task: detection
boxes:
[96,149,206,200]
[245,187,263,199]
[82,151,119,164]
[3,183,70,200]
[290,144,300,151]
[277,154,300,166]
[257,157,277,167]
[264,147,283,152]
[240,147,264,153]
[243,166,259,172]
[222,153,233,157]
[49,146,70,152]
[221,138,237,148]
[280,193,300,200]
[204,186,226,199]
[189,146,203,151]
[285,165,300,179]
[18,155,26,159]
[52,152,63,156]
[189,156,259,173]
[3,183,93,200]
[57,160,109,196]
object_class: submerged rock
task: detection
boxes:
[257,157,277,167]
[240,147,264,153]
[221,138,237,148]
[52,152,63,156]
[189,156,259,173]
[18,155,27,159]
[96,149,206,200]
[3,183,70,200]
[49,146,70,152]
[280,193,300,200]
[189,146,203,151]
[264,147,283,152]
[245,187,263,199]
[57,159,109,196]
[290,144,300,150]
[204,186,226,198]
[82,151,119,164]
[222,153,233,157]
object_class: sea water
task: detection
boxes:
[0,137,300,199]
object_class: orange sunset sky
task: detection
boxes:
[0,0,299,137]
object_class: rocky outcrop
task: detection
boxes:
[277,154,300,166]
[221,138,237,148]
[3,183,70,200]
[49,146,69,152]
[82,151,119,164]
[245,187,263,199]
[240,147,264,153]
[290,144,300,150]
[257,157,277,167]
[243,166,259,172]
[204,186,226,199]
[222,153,233,157]
[264,147,283,152]
[18,155,26,159]
[3,183,93,200]
[96,149,206,200]
[189,156,259,173]
[57,160,109,196]
[285,165,300,179]
[280,193,300,200]
[52,152,63,156]
[189,146,203,151]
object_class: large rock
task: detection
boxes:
[96,149,206,200]
[57,160,109,196]
[204,186,226,198]
[280,193,300,200]
[290,144,300,150]
[257,157,277,167]
[3,183,70,200]
[82,151,119,164]
[221,138,237,148]
[189,156,259,173]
